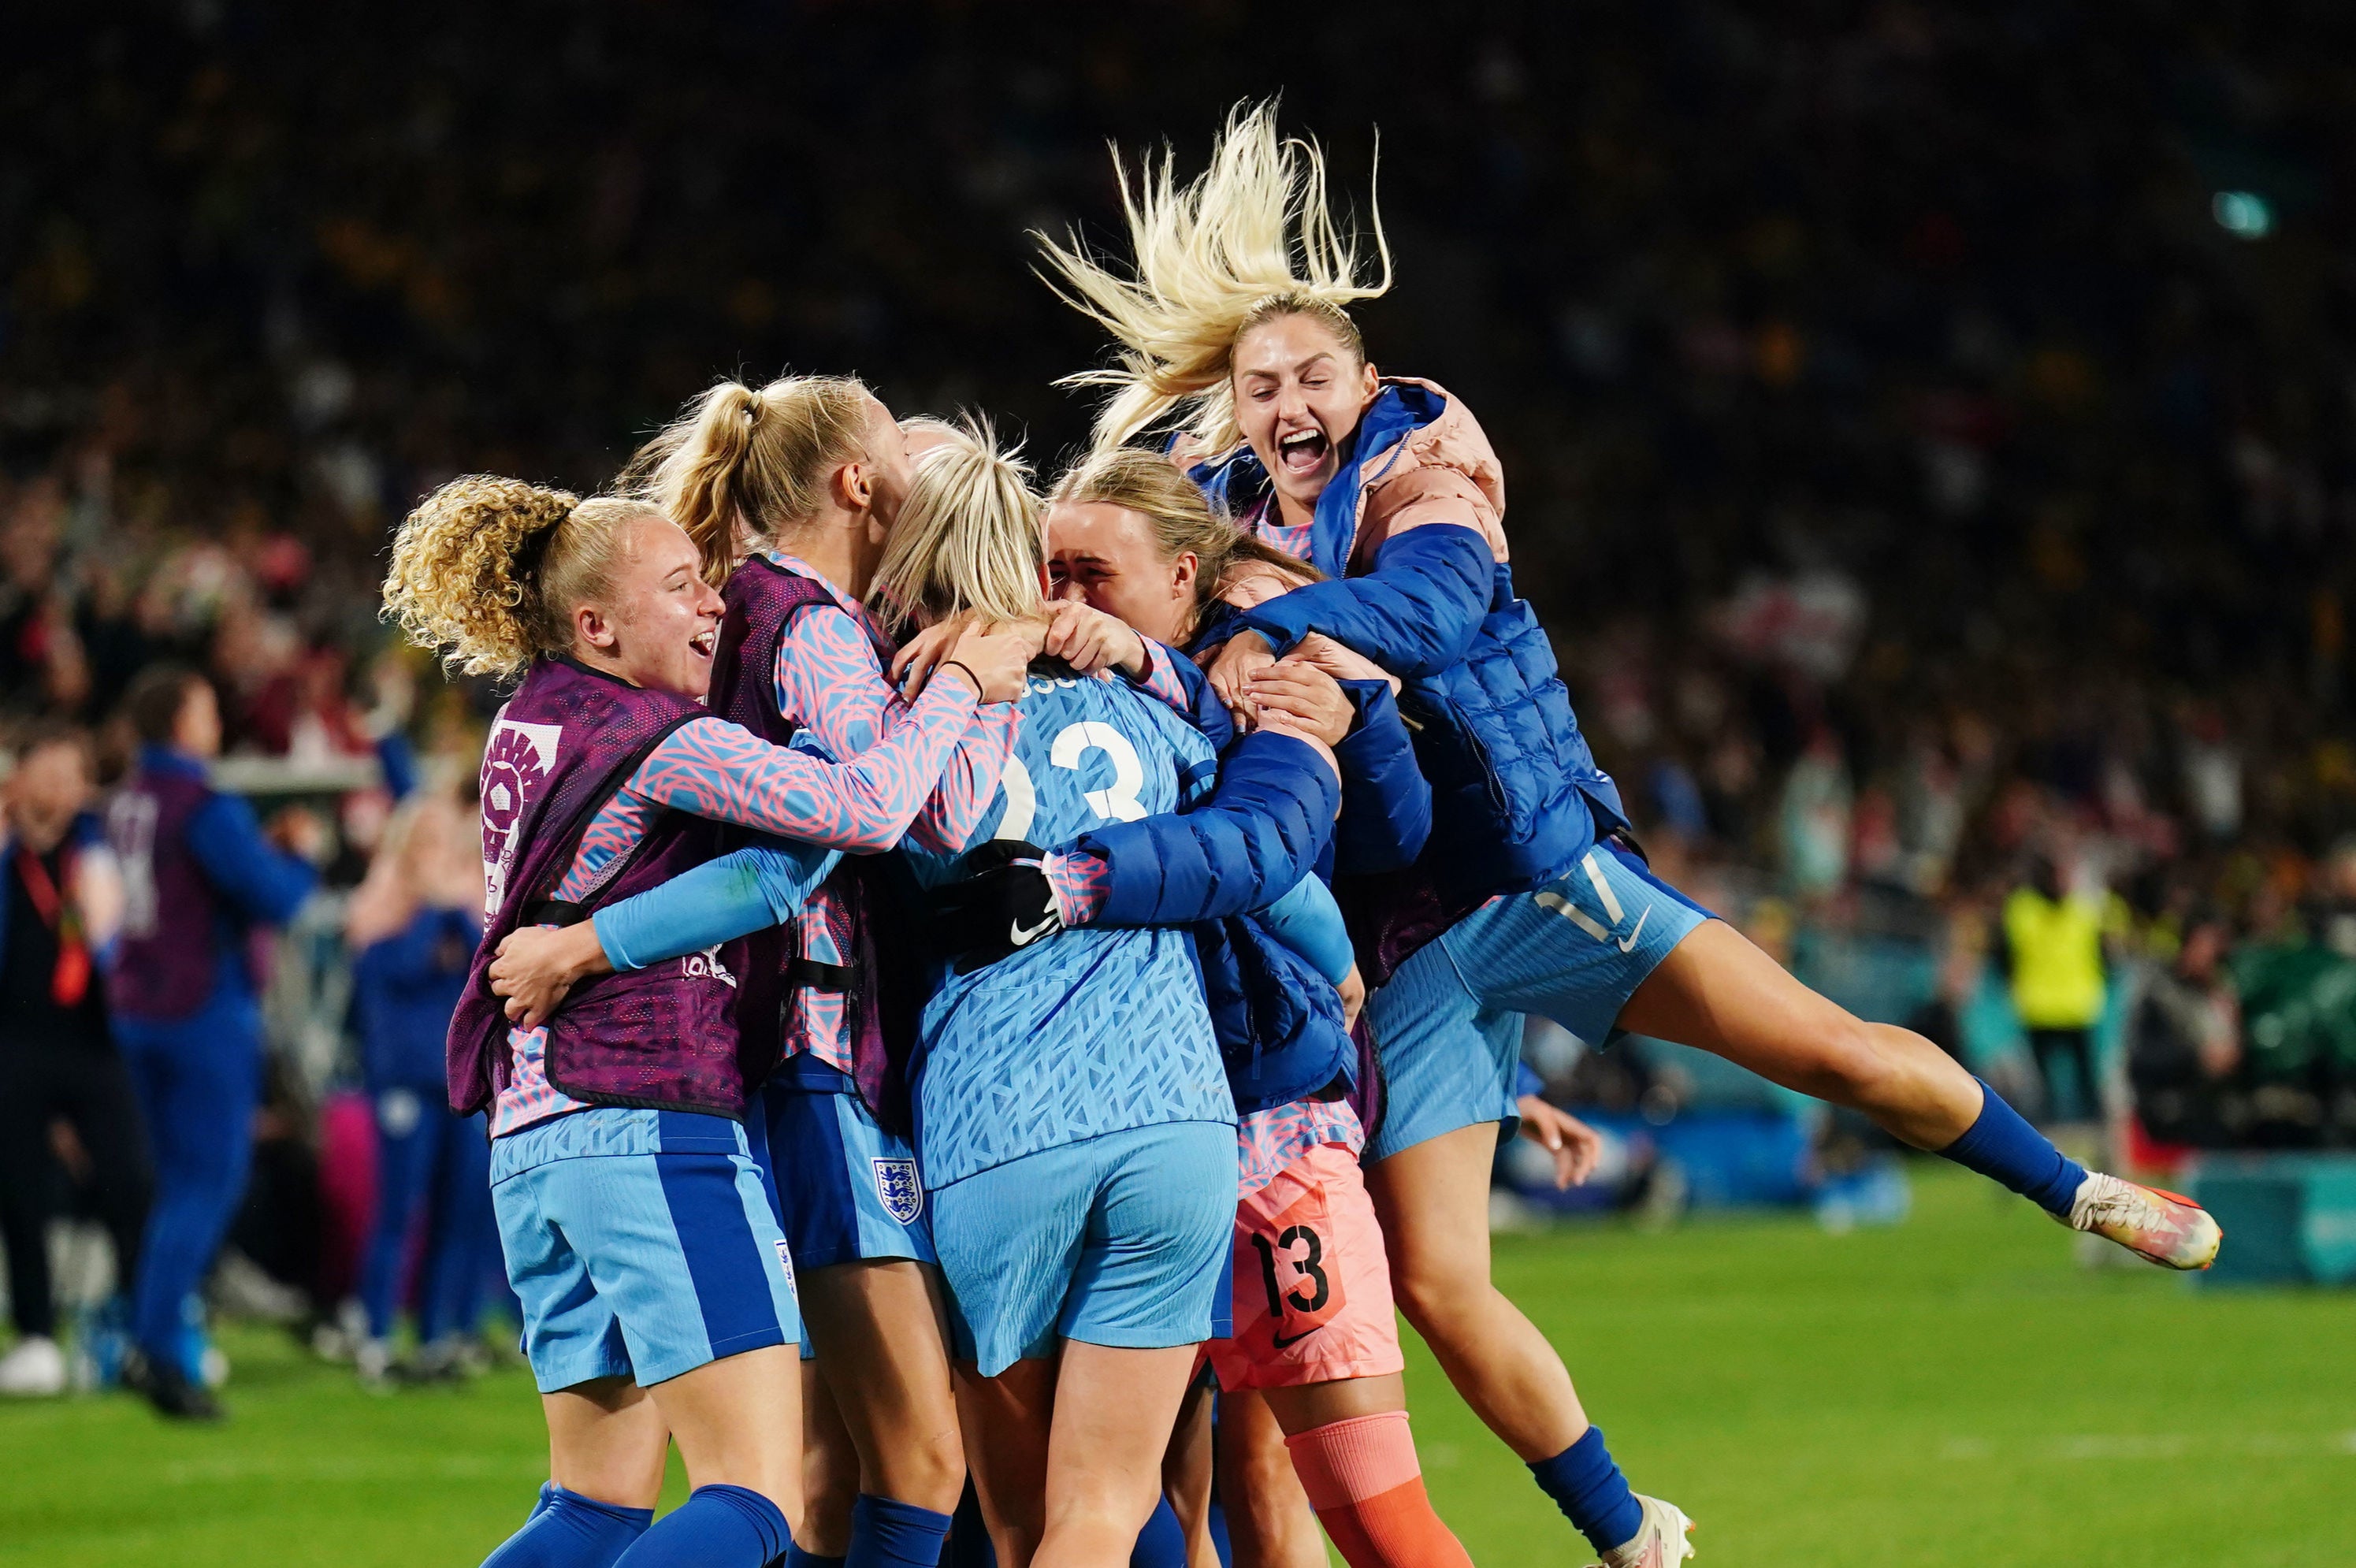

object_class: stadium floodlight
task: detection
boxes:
[2213,190,2274,239]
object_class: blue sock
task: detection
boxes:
[613,1484,789,1568]
[846,1494,953,1568]
[482,1484,653,1568]
[1129,1496,1187,1568]
[1529,1425,1642,1557]
[1939,1077,2088,1217]
[786,1544,847,1568]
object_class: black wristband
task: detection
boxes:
[937,659,984,698]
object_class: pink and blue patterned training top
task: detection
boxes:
[492,672,980,1136]
[761,554,1020,1072]
[1236,1096,1365,1198]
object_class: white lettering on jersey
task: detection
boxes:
[992,717,1152,842]
[995,755,1038,842]
[1049,721,1149,822]
[107,793,160,938]
[682,944,739,988]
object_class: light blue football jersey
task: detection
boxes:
[904,664,1234,1188]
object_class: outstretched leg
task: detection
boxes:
[1619,920,2220,1268]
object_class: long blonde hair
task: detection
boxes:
[1048,447,1320,639]
[867,416,1044,634]
[1036,99,1390,455]
[622,374,875,585]
[381,476,661,678]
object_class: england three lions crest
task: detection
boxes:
[872,1159,923,1225]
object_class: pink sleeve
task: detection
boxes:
[1128,638,1196,719]
[905,706,1020,853]
[626,686,979,852]
[1042,847,1111,927]
[775,605,1017,855]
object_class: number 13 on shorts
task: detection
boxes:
[1247,1184,1346,1347]
[1209,1144,1406,1390]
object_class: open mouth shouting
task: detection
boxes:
[688,626,717,660]
[1276,425,1330,475]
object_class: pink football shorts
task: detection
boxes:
[1206,1141,1403,1390]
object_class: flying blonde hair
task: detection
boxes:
[866,415,1044,634]
[1036,98,1391,455]
[620,374,875,586]
[381,476,663,678]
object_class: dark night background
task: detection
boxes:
[7,2,2356,929]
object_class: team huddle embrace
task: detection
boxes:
[381,105,2222,1568]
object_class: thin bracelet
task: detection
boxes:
[937,659,985,698]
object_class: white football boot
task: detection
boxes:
[1590,1495,1696,1568]
[2062,1172,2223,1269]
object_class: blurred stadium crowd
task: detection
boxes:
[3,6,2354,1377]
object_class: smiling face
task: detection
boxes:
[571,514,725,698]
[1046,500,1197,646]
[1232,310,1381,522]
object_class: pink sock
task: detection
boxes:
[1284,1412,1473,1568]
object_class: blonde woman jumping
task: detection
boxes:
[1039,101,2223,1568]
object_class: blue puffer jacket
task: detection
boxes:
[1076,645,1432,1113]
[1195,379,1624,899]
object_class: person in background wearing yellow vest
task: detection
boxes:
[2001,852,2121,1121]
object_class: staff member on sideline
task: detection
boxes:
[0,723,149,1398]
[106,667,318,1421]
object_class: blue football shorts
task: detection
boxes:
[930,1120,1236,1377]
[1366,839,1713,1163]
[759,1071,934,1272]
[492,1107,801,1393]
[752,1069,935,1362]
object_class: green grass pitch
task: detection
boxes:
[2,1164,2348,1566]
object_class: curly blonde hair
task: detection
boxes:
[867,416,1043,635]
[381,475,661,677]
[1036,99,1390,455]
[620,374,875,586]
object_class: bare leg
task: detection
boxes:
[802,1259,967,1514]
[1215,1389,1325,1568]
[956,1354,1056,1568]
[1161,1375,1220,1568]
[1259,1372,1405,1432]
[1618,920,1982,1148]
[543,1375,671,1509]
[799,1355,858,1556]
[1035,1342,1202,1568]
[1365,1124,1589,1461]
[645,1342,805,1525]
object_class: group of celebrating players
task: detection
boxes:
[379,104,2224,1568]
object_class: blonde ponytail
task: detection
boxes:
[1036,99,1390,454]
[867,416,1044,634]
[381,476,659,677]
[623,374,877,585]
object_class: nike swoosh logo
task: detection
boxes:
[1009,914,1057,946]
[1271,1325,1325,1350]
[1615,908,1650,953]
